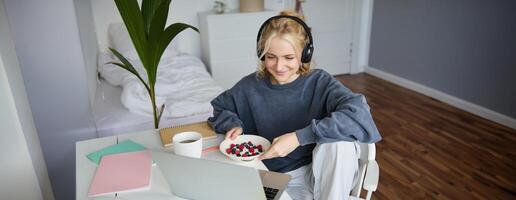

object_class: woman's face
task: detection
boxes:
[264,36,301,85]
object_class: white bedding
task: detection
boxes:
[95,52,223,137]
[93,80,214,137]
[98,52,222,117]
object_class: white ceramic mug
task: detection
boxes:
[172,131,203,158]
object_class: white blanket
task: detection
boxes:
[98,52,223,118]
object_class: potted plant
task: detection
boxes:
[109,0,198,128]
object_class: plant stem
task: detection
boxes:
[149,88,159,129]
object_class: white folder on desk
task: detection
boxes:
[88,151,152,197]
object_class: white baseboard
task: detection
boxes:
[364,67,516,130]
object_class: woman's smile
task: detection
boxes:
[265,37,301,85]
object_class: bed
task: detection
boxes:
[93,78,218,137]
[92,23,223,137]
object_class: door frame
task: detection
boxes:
[350,0,374,74]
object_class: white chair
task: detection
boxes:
[350,143,379,200]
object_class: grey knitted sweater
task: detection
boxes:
[208,69,381,172]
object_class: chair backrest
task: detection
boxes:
[351,142,376,198]
[359,143,376,161]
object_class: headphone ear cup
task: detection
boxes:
[301,44,313,63]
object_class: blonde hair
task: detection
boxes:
[256,10,313,78]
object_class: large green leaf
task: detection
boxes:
[148,0,172,72]
[108,48,151,93]
[147,23,199,82]
[114,0,149,69]
[148,0,171,46]
[142,0,167,36]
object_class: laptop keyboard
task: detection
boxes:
[263,187,280,200]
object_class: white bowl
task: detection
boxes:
[219,135,271,162]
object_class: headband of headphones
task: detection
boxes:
[256,15,314,63]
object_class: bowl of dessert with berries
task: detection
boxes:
[219,135,271,161]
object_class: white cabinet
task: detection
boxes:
[199,10,276,89]
[303,0,354,75]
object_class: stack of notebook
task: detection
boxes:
[159,121,217,147]
[87,140,152,197]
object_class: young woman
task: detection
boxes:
[208,10,381,199]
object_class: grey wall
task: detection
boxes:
[369,0,516,119]
[0,0,54,199]
[4,0,97,199]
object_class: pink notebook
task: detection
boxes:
[88,150,152,197]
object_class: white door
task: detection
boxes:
[303,0,354,75]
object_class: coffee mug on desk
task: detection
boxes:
[173,131,203,158]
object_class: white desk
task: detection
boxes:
[76,129,291,200]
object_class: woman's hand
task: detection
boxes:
[258,132,300,160]
[225,127,243,140]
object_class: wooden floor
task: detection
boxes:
[335,73,516,200]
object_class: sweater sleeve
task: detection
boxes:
[207,90,244,134]
[295,75,382,145]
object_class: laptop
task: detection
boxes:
[152,152,291,200]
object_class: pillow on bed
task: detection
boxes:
[108,23,179,60]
